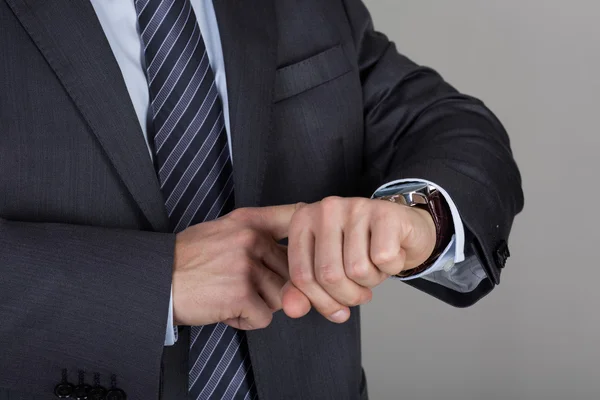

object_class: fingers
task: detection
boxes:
[261,242,290,280]
[288,218,351,323]
[224,289,274,330]
[313,215,372,308]
[252,260,287,312]
[369,211,406,275]
[343,214,389,288]
[281,281,311,319]
[223,260,286,331]
[229,226,289,280]
[225,199,405,327]
[229,203,306,241]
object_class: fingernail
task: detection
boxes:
[330,309,349,323]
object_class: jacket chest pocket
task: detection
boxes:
[273,44,352,103]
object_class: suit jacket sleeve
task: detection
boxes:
[0,219,174,398]
[341,0,525,307]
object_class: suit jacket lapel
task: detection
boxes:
[213,0,277,209]
[5,0,170,232]
[10,0,282,394]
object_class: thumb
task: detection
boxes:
[281,281,311,319]
[253,202,307,240]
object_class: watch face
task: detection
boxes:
[375,181,430,198]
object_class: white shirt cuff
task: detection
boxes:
[371,178,465,280]
[164,284,178,346]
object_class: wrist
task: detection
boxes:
[376,184,454,277]
[410,207,437,267]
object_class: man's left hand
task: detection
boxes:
[281,196,437,323]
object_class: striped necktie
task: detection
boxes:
[134,0,258,398]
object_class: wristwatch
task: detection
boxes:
[375,183,454,277]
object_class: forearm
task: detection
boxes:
[366,70,523,300]
[342,0,524,305]
[0,218,175,397]
[372,99,522,285]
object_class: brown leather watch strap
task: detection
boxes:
[384,190,454,278]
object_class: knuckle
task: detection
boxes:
[361,289,374,304]
[290,206,310,226]
[371,248,398,266]
[346,291,364,307]
[228,207,265,226]
[350,198,370,216]
[294,202,308,212]
[318,264,343,285]
[228,207,250,221]
[235,227,260,248]
[371,211,392,230]
[346,261,369,280]
[290,267,312,286]
[320,196,342,212]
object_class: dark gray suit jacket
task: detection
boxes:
[0,0,524,398]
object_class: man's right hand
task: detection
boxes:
[172,204,307,330]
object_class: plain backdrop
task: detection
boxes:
[360,1,599,400]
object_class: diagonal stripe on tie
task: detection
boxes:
[134,0,258,398]
[145,1,192,73]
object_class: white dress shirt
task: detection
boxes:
[90,0,476,346]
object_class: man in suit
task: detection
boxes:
[0,0,523,398]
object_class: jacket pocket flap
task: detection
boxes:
[274,44,352,102]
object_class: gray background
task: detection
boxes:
[360,1,599,399]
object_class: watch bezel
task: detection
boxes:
[375,183,437,207]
